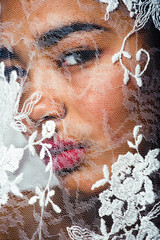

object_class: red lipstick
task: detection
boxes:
[38,138,86,171]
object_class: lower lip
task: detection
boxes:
[44,148,85,171]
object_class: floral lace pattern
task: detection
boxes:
[67,2,160,236]
[0,1,160,239]
[67,126,160,239]
[98,0,160,87]
[0,62,24,206]
[0,63,61,238]
[99,0,160,31]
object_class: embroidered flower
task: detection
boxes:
[0,144,24,206]
[69,126,160,240]
[98,0,160,87]
[99,0,160,32]
[29,186,61,213]
[0,62,20,141]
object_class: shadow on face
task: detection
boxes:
[0,0,154,196]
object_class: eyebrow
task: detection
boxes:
[38,22,107,48]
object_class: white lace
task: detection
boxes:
[67,126,160,239]
[0,1,160,239]
[100,0,160,30]
[0,64,61,239]
[98,0,160,87]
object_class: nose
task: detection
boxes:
[22,63,67,126]
[29,95,67,124]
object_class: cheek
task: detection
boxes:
[66,57,136,144]
[72,66,127,127]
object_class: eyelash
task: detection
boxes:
[4,49,102,81]
[57,49,102,68]
[4,66,27,82]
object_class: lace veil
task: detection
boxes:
[0,0,160,239]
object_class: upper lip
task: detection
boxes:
[38,137,87,157]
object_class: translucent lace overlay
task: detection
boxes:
[67,126,160,239]
[0,64,61,238]
[0,0,160,239]
[100,0,160,87]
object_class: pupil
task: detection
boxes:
[72,49,100,64]
[57,49,101,67]
[72,50,98,64]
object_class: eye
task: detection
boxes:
[57,49,102,68]
[4,66,27,82]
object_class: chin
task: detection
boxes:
[59,166,108,199]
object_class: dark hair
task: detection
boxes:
[145,18,160,49]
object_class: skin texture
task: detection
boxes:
[0,0,144,196]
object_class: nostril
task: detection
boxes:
[26,93,67,125]
[43,104,67,121]
[43,115,57,121]
[34,115,57,127]
[28,103,67,129]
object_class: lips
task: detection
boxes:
[38,138,86,172]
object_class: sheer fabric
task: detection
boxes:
[0,0,160,239]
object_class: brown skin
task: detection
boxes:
[0,0,150,238]
[0,0,145,197]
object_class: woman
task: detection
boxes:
[0,0,159,239]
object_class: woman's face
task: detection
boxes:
[1,0,141,196]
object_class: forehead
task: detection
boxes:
[1,0,105,30]
[1,0,132,34]
[0,0,135,62]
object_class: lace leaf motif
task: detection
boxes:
[0,63,61,219]
[0,63,25,206]
[68,126,160,239]
[99,0,160,32]
[99,0,160,87]
[67,226,103,240]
